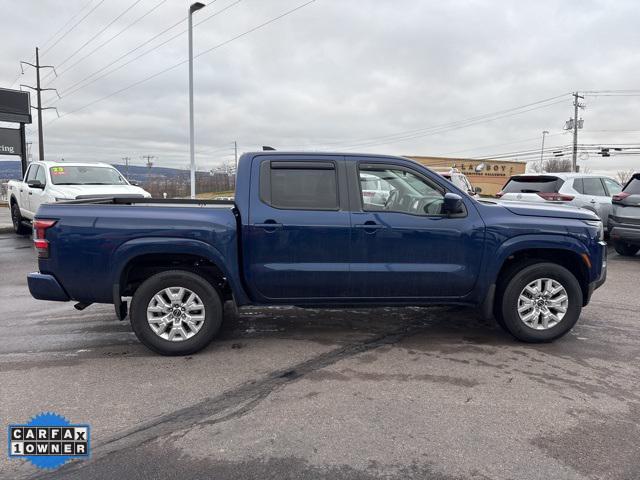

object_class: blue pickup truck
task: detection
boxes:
[27,152,607,355]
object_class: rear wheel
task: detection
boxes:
[613,241,639,257]
[11,202,31,235]
[498,262,582,343]
[130,270,223,355]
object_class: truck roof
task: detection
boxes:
[29,160,116,168]
[243,151,413,162]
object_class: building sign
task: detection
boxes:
[453,162,516,177]
[0,88,31,124]
[0,127,22,156]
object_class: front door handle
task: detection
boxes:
[254,220,283,231]
[28,191,33,195]
[354,221,385,233]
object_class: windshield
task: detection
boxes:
[50,166,128,185]
[502,176,563,193]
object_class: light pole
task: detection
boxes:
[189,2,205,199]
[539,130,549,173]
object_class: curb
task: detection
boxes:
[0,226,16,234]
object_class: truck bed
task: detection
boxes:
[35,198,240,304]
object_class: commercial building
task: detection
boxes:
[407,156,527,196]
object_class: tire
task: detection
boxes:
[613,241,639,257]
[498,262,583,343]
[11,202,31,235]
[129,270,223,355]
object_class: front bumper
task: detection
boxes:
[27,272,70,301]
[585,241,607,305]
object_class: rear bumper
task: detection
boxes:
[610,219,640,246]
[27,272,70,301]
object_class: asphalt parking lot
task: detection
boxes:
[1,232,639,480]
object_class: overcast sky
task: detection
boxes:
[1,0,639,174]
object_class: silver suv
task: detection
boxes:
[609,173,640,256]
[497,173,622,226]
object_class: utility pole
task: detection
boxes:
[188,2,206,199]
[539,130,549,173]
[234,141,238,171]
[20,47,59,160]
[142,155,156,185]
[571,92,585,173]
[122,157,131,180]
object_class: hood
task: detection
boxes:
[497,201,599,221]
[49,184,150,199]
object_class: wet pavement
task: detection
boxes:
[0,232,639,480]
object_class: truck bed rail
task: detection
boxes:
[54,197,236,206]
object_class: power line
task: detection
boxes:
[279,94,570,151]
[46,0,317,124]
[48,0,145,74]
[440,132,567,156]
[336,99,569,150]
[39,0,97,51]
[42,0,107,56]
[43,0,169,88]
[52,0,238,100]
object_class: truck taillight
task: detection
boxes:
[33,219,57,258]
[537,192,574,202]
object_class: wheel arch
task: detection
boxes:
[492,238,591,307]
[112,237,248,307]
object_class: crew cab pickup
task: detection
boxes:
[27,152,607,355]
[8,161,150,234]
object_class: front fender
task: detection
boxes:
[487,233,589,284]
[110,237,247,304]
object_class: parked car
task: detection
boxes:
[496,173,622,227]
[8,161,151,234]
[27,152,606,355]
[435,168,480,197]
[609,172,640,256]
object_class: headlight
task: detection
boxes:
[584,220,604,241]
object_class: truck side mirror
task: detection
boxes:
[443,192,464,215]
[27,179,45,189]
[129,180,139,186]
[474,186,482,194]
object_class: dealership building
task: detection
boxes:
[407,156,527,196]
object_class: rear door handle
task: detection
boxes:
[354,221,385,233]
[28,192,32,195]
[254,221,283,231]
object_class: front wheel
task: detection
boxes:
[11,203,31,235]
[129,270,223,355]
[498,262,582,343]
[613,241,639,257]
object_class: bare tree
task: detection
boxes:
[617,169,635,185]
[543,158,572,173]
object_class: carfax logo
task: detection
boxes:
[8,412,90,470]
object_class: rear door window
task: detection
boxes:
[624,176,640,194]
[266,162,338,210]
[502,176,562,193]
[582,178,606,196]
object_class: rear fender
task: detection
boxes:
[110,237,248,305]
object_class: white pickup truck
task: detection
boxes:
[8,161,151,234]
